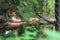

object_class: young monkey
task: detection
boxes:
[11,11,22,22]
[7,11,22,28]
[7,11,39,27]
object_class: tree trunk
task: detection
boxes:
[55,0,60,31]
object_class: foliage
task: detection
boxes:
[0,0,55,40]
[46,0,55,15]
[39,29,60,40]
[0,26,37,40]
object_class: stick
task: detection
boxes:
[37,13,56,24]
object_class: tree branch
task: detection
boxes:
[38,22,53,25]
[37,13,56,24]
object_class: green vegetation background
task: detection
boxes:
[0,0,55,40]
